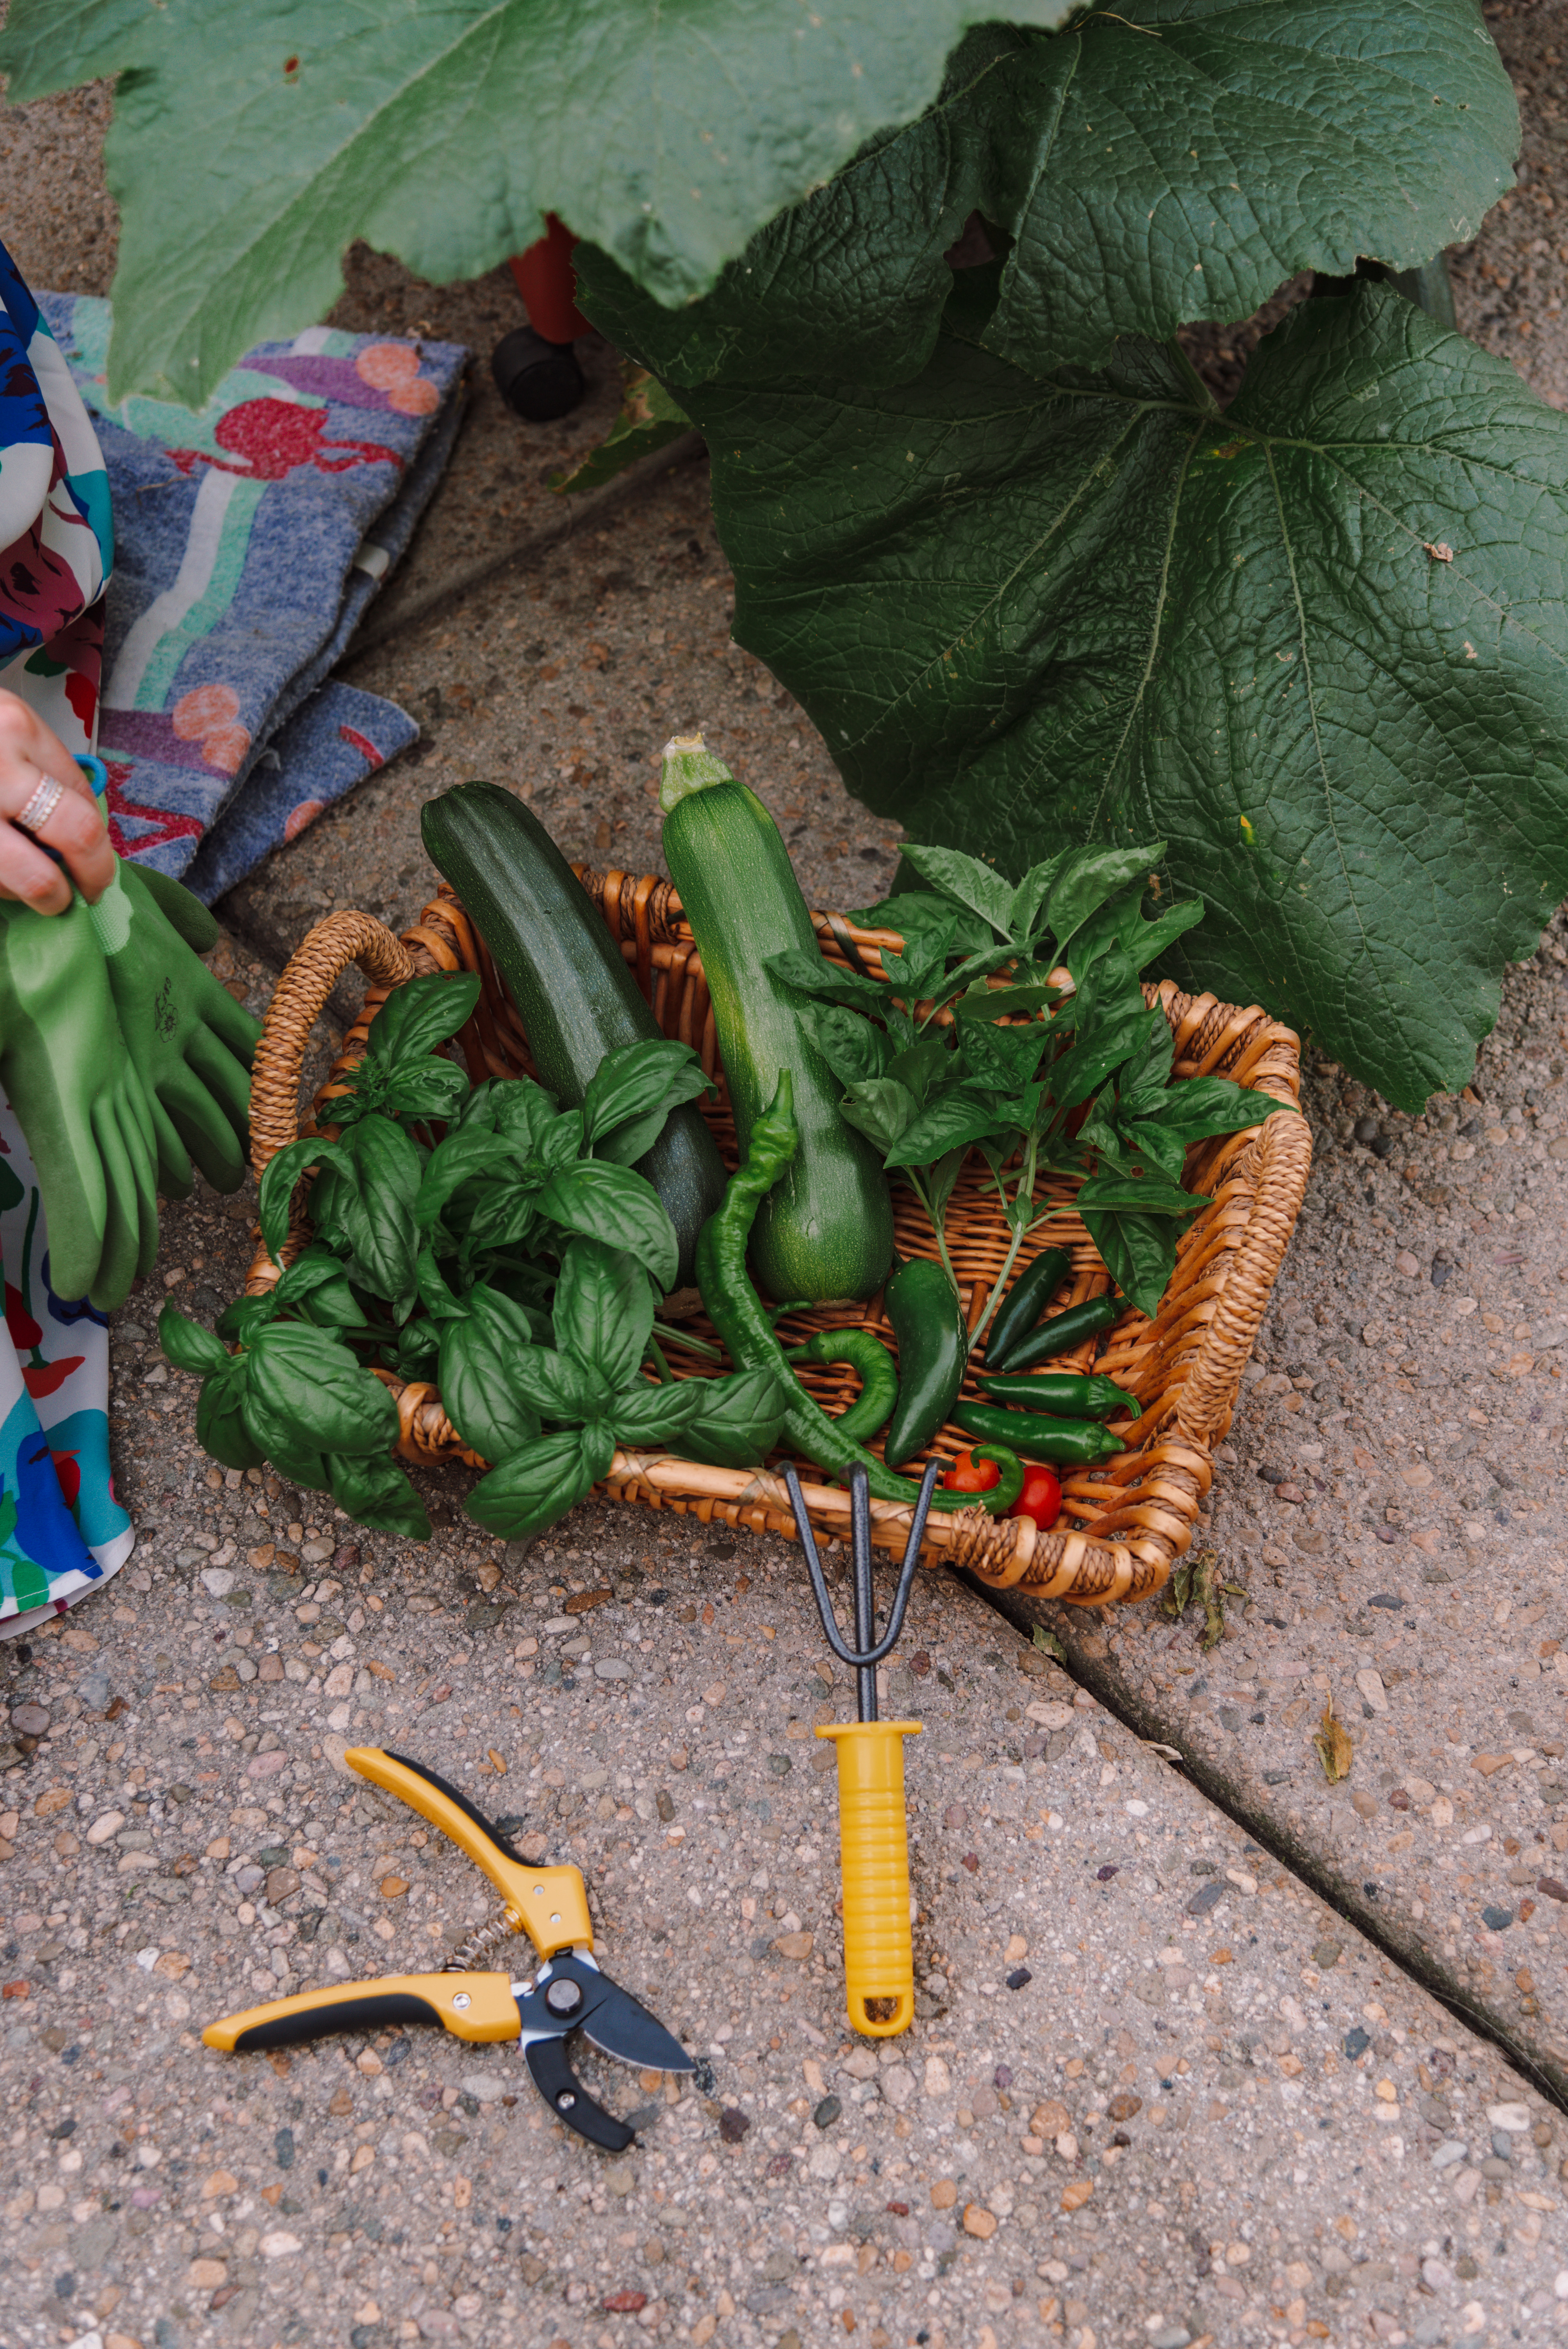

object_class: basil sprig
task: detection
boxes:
[161,971,741,1540]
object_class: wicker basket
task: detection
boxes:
[243,873,1310,1605]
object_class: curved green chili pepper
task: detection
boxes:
[883,1257,967,1469]
[985,1245,1070,1369]
[958,1443,1025,1515]
[695,1071,1012,1515]
[786,1328,899,1444]
[998,1291,1121,1373]
[975,1369,1134,1420]
[953,1399,1125,1466]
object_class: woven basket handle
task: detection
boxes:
[248,911,418,1178]
[1174,1101,1313,1444]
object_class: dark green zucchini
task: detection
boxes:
[421,782,726,1289]
[659,736,893,1303]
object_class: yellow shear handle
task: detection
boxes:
[347,1745,593,1960]
[817,1721,920,2039]
[203,1971,519,2053]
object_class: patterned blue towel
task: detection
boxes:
[39,296,467,900]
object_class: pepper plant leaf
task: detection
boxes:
[0,0,1077,406]
[622,281,1568,1109]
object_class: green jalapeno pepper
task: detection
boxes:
[985,1245,1070,1369]
[952,1400,1125,1466]
[941,1443,1025,1513]
[974,1369,1134,1420]
[996,1291,1120,1374]
[882,1257,968,1468]
[786,1328,899,1444]
[695,1071,1014,1515]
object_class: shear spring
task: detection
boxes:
[445,1912,517,1972]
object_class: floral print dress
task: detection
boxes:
[0,236,132,1634]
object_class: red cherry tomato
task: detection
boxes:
[941,1445,1001,1495]
[1009,1463,1062,1530]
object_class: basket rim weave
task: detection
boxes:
[242,873,1311,1602]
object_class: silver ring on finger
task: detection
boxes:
[14,775,66,839]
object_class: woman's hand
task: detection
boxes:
[0,691,116,913]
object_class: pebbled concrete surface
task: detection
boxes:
[4,1415,1564,2349]
[987,918,1568,2113]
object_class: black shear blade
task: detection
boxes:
[580,1978,694,2078]
[524,2036,635,2153]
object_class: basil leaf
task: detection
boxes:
[325,1450,433,1541]
[491,1079,560,1150]
[536,1108,586,1171]
[264,1436,332,1494]
[507,1345,614,1423]
[395,1320,441,1379]
[415,1130,520,1234]
[469,1283,551,1355]
[536,1161,679,1294]
[386,1060,470,1125]
[300,1276,372,1331]
[552,1237,653,1390]
[799,1004,889,1090]
[677,1367,788,1469]
[458,1079,499,1132]
[611,1378,709,1445]
[335,1114,421,1318]
[272,1248,356,1310]
[246,1323,401,1455]
[414,1242,469,1322]
[365,970,481,1064]
[458,1185,543,1264]
[216,1294,274,1343]
[158,1303,228,1376]
[438,1317,542,1466]
[196,1356,265,1471]
[465,1422,617,1542]
[582,1038,710,1149]
[257,1135,352,1265]
[1079,1208,1178,1323]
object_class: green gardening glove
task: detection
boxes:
[0,893,161,1309]
[89,859,262,1198]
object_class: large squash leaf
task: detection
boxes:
[0,0,1076,407]
[581,0,1518,386]
[601,277,1568,1109]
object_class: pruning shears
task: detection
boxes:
[203,1747,694,2150]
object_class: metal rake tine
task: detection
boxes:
[782,1460,938,1679]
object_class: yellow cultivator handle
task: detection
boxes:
[816,1720,921,2038]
